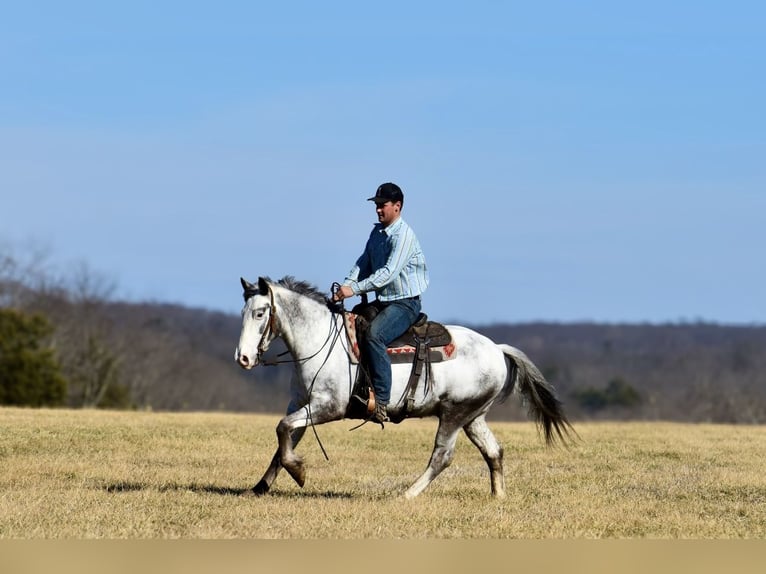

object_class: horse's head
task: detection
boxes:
[235,276,278,369]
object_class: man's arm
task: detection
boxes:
[333,236,373,302]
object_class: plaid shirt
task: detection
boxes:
[344,217,429,302]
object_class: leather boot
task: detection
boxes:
[371,401,389,424]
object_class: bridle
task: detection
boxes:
[255,286,279,365]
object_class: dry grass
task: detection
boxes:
[1,407,765,538]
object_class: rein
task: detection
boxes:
[256,287,339,368]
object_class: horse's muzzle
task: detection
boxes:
[236,352,256,369]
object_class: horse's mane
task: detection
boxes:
[272,276,329,306]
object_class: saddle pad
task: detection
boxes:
[343,312,457,365]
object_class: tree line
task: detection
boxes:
[2,249,765,422]
[0,249,278,412]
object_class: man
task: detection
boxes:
[333,182,429,424]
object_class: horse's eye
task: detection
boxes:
[254,309,265,320]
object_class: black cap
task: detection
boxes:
[367,182,404,204]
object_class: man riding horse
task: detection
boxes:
[332,182,429,424]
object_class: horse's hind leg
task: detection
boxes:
[463,415,506,498]
[404,417,462,499]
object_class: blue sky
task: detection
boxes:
[1,1,764,325]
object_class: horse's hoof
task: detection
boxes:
[283,459,306,487]
[245,480,270,497]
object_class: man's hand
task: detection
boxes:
[332,284,355,302]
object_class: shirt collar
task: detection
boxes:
[378,216,404,235]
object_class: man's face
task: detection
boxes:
[375,200,400,227]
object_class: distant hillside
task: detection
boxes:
[5,251,763,422]
[4,268,765,422]
[477,321,766,423]
[99,301,766,423]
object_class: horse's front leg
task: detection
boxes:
[276,409,311,487]
[276,403,340,488]
[251,426,306,495]
[250,385,309,496]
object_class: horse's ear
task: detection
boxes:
[258,276,270,295]
[241,277,259,301]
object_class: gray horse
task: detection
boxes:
[235,276,574,498]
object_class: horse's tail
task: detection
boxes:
[498,344,577,446]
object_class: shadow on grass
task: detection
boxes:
[102,481,354,499]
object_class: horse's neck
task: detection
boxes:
[276,292,336,362]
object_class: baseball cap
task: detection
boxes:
[367,182,404,204]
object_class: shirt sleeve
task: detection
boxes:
[343,253,368,290]
[343,232,373,292]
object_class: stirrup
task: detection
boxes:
[350,389,375,415]
[348,394,387,431]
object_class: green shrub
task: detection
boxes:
[0,308,67,406]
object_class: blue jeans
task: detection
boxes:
[364,297,422,405]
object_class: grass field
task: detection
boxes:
[1,407,765,538]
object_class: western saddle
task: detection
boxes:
[343,299,455,422]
